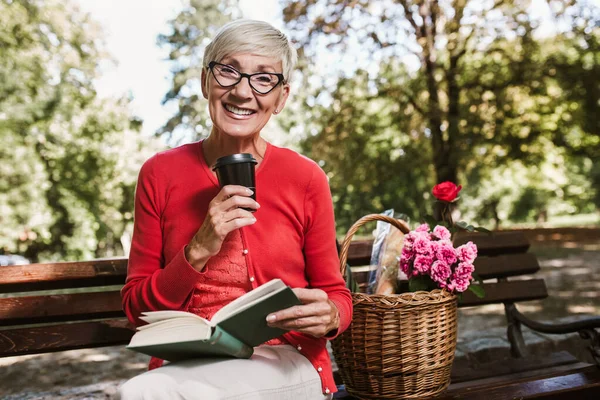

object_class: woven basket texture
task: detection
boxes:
[332,214,458,399]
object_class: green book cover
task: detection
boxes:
[216,283,301,347]
[126,279,301,362]
[127,325,253,362]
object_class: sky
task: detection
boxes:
[75,0,281,137]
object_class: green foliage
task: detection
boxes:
[281,69,433,232]
[280,0,598,232]
[157,0,240,144]
[152,0,598,235]
[0,0,160,261]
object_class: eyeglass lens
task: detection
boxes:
[211,63,281,94]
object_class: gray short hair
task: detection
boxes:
[203,19,298,84]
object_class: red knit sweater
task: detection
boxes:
[121,141,352,394]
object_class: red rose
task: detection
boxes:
[432,182,462,202]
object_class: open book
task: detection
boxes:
[126,279,300,362]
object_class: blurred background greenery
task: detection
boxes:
[0,0,598,262]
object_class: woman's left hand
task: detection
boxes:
[266,288,339,338]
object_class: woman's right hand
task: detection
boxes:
[185,185,259,271]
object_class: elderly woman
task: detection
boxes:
[118,19,352,400]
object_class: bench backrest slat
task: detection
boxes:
[0,319,134,358]
[0,291,124,326]
[460,279,548,307]
[454,231,530,256]
[0,259,127,293]
[349,252,540,287]
[345,231,530,266]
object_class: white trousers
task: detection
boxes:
[117,345,332,400]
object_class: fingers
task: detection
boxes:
[212,185,260,212]
[206,207,256,240]
[186,185,258,267]
[267,304,334,337]
[266,289,340,337]
[292,288,328,304]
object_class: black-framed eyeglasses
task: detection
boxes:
[208,61,285,94]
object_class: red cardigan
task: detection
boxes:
[121,141,352,394]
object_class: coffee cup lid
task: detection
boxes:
[213,153,258,170]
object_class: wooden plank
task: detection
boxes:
[454,231,530,256]
[440,365,600,399]
[344,231,530,266]
[348,253,540,286]
[348,280,546,307]
[450,351,580,383]
[349,275,547,308]
[0,319,135,357]
[474,253,539,279]
[0,291,125,326]
[345,240,374,266]
[448,362,594,393]
[0,258,127,293]
[459,279,548,307]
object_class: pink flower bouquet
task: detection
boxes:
[400,223,484,296]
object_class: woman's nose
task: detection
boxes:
[230,76,253,98]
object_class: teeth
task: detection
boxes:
[225,104,253,115]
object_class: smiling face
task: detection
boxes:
[201,53,290,141]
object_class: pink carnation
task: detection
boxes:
[432,225,451,241]
[456,241,478,264]
[455,262,475,280]
[452,276,470,292]
[400,258,410,275]
[416,223,430,233]
[430,260,451,285]
[401,247,413,261]
[435,241,458,266]
[413,255,433,274]
[413,236,432,256]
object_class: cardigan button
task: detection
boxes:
[325,388,330,394]
[296,345,302,351]
[242,249,249,255]
[317,366,323,372]
[249,276,255,282]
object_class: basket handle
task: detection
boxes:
[339,214,411,276]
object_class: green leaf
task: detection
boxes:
[468,284,486,298]
[474,226,492,234]
[408,276,431,292]
[466,225,475,232]
[423,215,438,228]
[472,272,484,285]
[456,221,468,229]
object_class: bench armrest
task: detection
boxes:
[506,303,600,367]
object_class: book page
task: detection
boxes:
[140,310,209,325]
[211,279,287,324]
[129,318,212,347]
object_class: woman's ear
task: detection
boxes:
[273,84,290,114]
[201,68,208,99]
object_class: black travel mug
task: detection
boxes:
[213,153,257,211]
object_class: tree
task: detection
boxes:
[544,0,600,206]
[280,0,599,228]
[283,0,551,184]
[158,0,240,143]
[0,0,159,261]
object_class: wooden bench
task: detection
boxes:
[1,231,599,398]
[0,258,132,357]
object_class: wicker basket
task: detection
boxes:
[332,214,458,399]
